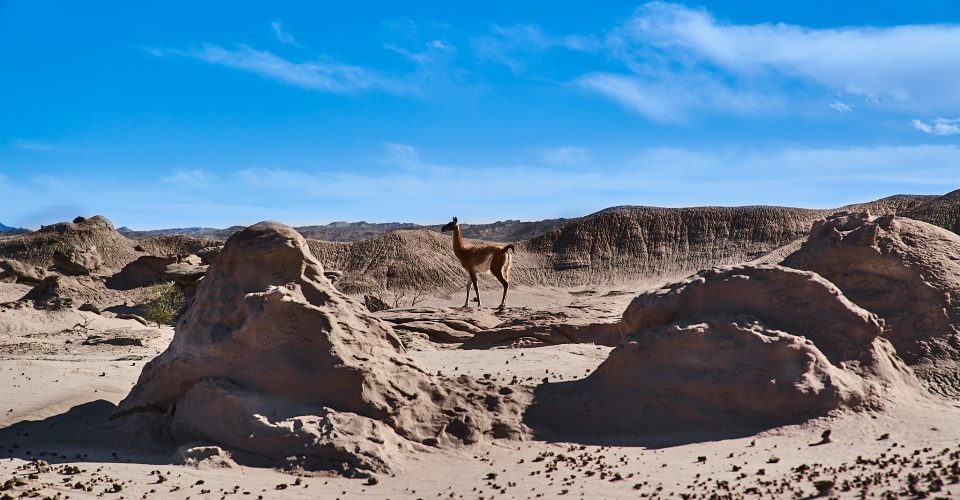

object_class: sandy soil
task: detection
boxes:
[3,283,960,498]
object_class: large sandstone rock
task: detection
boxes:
[106,254,206,295]
[53,246,104,275]
[195,245,222,266]
[621,265,878,363]
[162,261,207,288]
[0,259,45,284]
[782,212,960,396]
[378,306,623,346]
[113,222,527,474]
[526,265,920,439]
[105,255,178,290]
[20,275,124,310]
[21,276,78,309]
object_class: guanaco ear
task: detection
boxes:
[452,216,458,224]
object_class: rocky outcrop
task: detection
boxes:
[620,265,880,363]
[782,212,960,396]
[0,259,45,284]
[526,265,920,439]
[520,206,832,287]
[195,245,222,266]
[0,216,137,273]
[162,261,207,288]
[308,231,467,294]
[113,222,528,475]
[105,255,178,289]
[136,235,221,258]
[21,276,82,309]
[53,246,103,275]
[106,254,207,293]
[377,305,623,347]
[900,189,960,235]
[20,275,125,310]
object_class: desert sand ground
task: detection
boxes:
[3,282,960,499]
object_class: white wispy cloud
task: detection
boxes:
[472,23,601,73]
[604,2,960,113]
[383,40,455,66]
[270,21,302,47]
[471,24,545,73]
[912,118,960,136]
[383,142,422,168]
[378,18,459,74]
[162,168,217,189]
[540,146,590,165]
[10,138,55,152]
[577,72,777,122]
[829,101,853,113]
[428,40,454,51]
[146,44,405,94]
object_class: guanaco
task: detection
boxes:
[440,216,515,309]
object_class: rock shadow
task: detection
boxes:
[0,400,169,465]
[523,379,784,449]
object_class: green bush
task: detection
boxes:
[143,282,184,327]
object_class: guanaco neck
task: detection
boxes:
[452,224,466,255]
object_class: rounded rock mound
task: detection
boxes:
[112,221,527,475]
[526,265,920,440]
[782,212,960,396]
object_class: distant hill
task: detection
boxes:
[117,226,242,240]
[0,216,218,272]
[305,191,960,293]
[307,206,827,293]
[898,189,960,234]
[0,222,29,235]
[3,189,958,295]
[118,218,575,243]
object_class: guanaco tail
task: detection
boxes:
[440,216,515,309]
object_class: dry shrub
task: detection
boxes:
[143,282,184,327]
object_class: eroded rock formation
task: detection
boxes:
[527,265,920,439]
[0,259,45,284]
[20,275,125,310]
[782,212,960,396]
[112,222,528,474]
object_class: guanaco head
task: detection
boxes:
[440,216,458,232]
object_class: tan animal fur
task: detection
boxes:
[440,217,514,309]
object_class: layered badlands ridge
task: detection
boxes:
[2,189,958,297]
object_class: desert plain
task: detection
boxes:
[2,190,960,499]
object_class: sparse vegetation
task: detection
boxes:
[68,316,94,333]
[142,282,184,327]
[365,288,427,312]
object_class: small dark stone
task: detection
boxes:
[78,303,101,314]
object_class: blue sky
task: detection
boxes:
[3,1,960,229]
